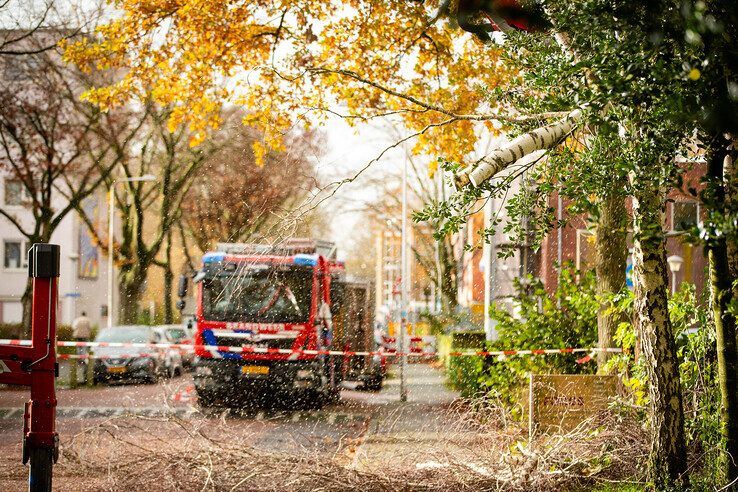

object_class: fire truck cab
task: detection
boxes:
[188,239,346,407]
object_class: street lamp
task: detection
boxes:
[667,255,684,295]
[107,174,156,328]
[399,156,408,403]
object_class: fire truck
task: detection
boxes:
[180,238,383,408]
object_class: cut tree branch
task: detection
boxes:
[457,108,582,188]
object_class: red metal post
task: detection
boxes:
[0,244,60,492]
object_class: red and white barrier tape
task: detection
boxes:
[0,339,622,360]
[56,353,155,360]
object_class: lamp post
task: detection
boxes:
[666,255,684,295]
[399,157,408,403]
[107,175,156,329]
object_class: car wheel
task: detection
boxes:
[365,376,383,392]
[145,368,159,384]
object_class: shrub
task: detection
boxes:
[0,323,22,339]
[479,266,599,405]
[445,331,486,397]
[445,266,599,402]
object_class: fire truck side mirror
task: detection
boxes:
[177,275,188,298]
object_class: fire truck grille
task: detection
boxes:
[214,336,296,351]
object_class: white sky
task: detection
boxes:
[315,115,407,259]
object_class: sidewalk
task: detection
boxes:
[351,363,480,471]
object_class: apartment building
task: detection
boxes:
[0,179,112,327]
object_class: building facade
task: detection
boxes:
[0,178,112,328]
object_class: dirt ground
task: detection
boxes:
[0,364,645,491]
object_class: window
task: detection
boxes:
[672,201,700,231]
[4,179,24,206]
[576,230,596,271]
[202,269,312,323]
[3,240,29,269]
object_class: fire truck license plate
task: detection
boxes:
[107,366,127,373]
[241,365,269,376]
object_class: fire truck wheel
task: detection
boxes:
[296,389,322,409]
[196,389,219,408]
[28,447,53,492]
[324,385,341,404]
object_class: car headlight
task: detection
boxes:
[296,369,314,379]
[130,357,154,369]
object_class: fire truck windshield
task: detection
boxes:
[202,268,312,323]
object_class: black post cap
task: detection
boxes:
[28,243,60,278]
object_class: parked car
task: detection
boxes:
[151,326,185,376]
[155,324,195,369]
[92,326,168,384]
[359,328,388,391]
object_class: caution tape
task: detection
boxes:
[56,353,155,360]
[0,339,195,350]
[0,339,622,360]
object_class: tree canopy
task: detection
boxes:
[63,1,555,169]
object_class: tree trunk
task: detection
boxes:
[725,136,738,298]
[440,269,458,312]
[119,267,148,324]
[595,194,627,369]
[163,230,174,324]
[705,134,738,488]
[632,184,689,490]
[20,278,33,338]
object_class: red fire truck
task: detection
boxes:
[180,239,382,408]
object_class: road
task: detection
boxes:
[0,362,466,491]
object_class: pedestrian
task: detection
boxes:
[72,311,92,343]
[72,311,92,360]
[72,311,92,385]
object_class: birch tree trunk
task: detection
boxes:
[595,193,627,368]
[632,184,688,490]
[458,109,581,188]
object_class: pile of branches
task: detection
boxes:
[52,402,647,492]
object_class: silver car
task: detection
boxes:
[92,326,168,384]
[151,326,185,378]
